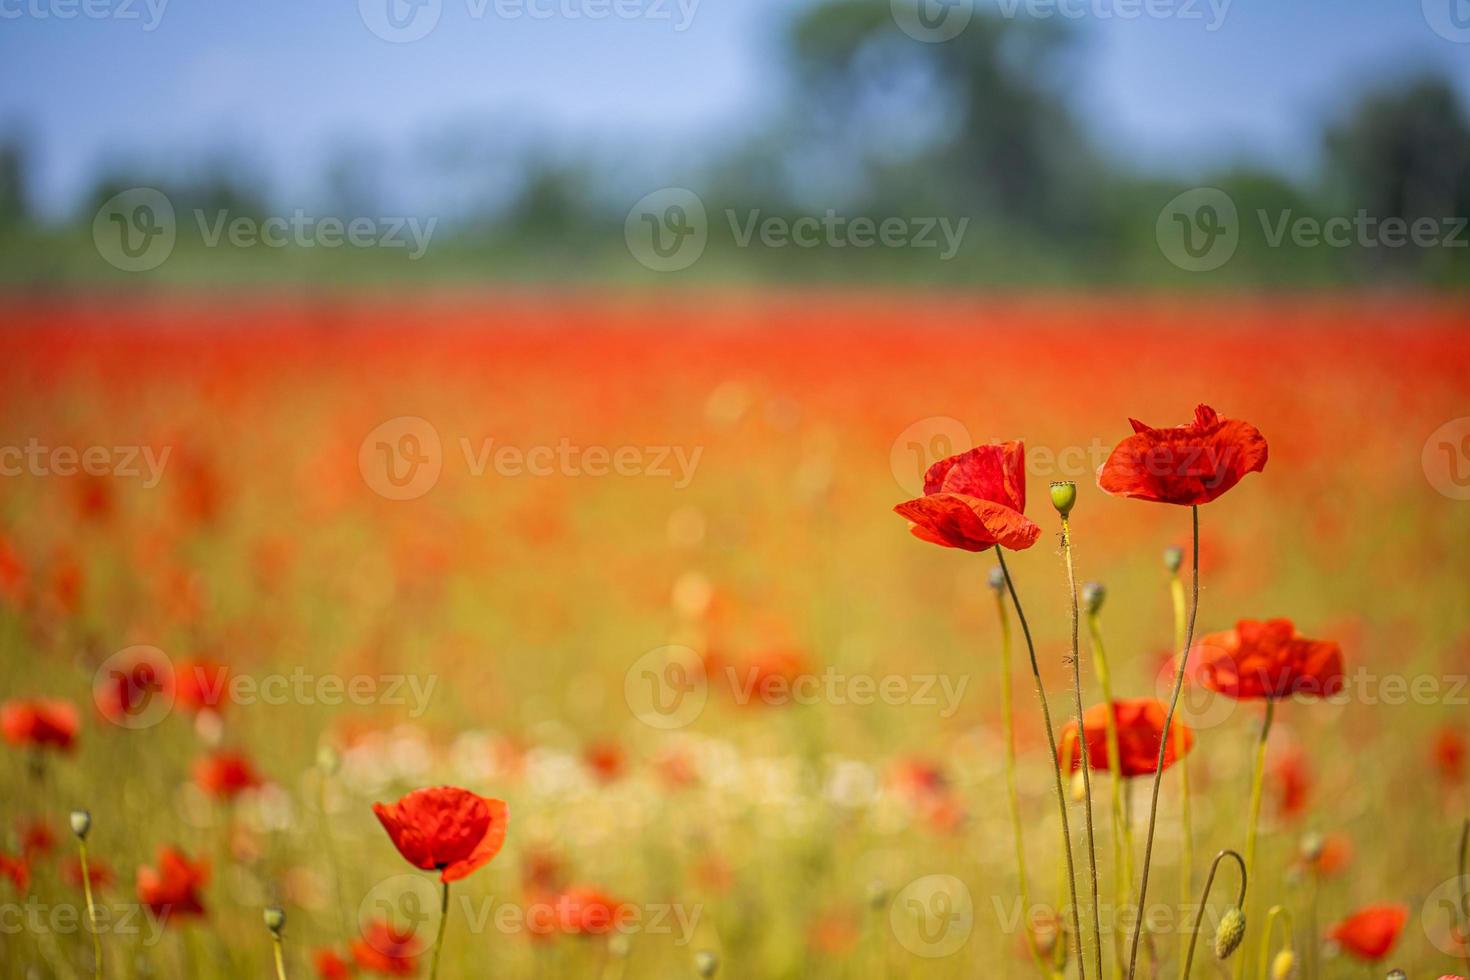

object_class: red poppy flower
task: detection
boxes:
[18,818,56,858]
[193,749,263,801]
[583,741,625,782]
[0,853,29,894]
[312,947,353,980]
[554,886,634,935]
[351,919,422,975]
[894,442,1041,553]
[61,856,115,891]
[1434,725,1466,784]
[136,846,209,922]
[372,786,508,883]
[94,652,173,727]
[1057,699,1194,778]
[1271,746,1312,820]
[1327,903,1408,961]
[1097,404,1267,505]
[1190,619,1344,700]
[2,699,79,752]
[175,659,230,714]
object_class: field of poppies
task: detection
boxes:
[1,291,1469,979]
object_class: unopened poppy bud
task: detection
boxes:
[1082,582,1105,615]
[264,906,286,936]
[69,809,91,840]
[1384,970,1405,980]
[1271,949,1297,979]
[1164,546,1183,573]
[694,949,720,978]
[1049,481,1077,518]
[1214,908,1245,960]
[1070,770,1086,802]
[1300,832,1324,863]
[866,879,889,911]
[987,567,1005,593]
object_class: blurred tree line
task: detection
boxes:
[1,0,1467,285]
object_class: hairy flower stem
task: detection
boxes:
[1234,698,1275,980]
[77,837,103,980]
[1181,850,1246,977]
[1060,517,1104,980]
[995,547,1087,980]
[1459,818,1469,975]
[1171,567,1194,972]
[429,881,450,980]
[1085,606,1132,979]
[994,587,1056,979]
[1126,505,1200,980]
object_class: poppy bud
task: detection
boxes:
[1070,770,1086,802]
[1385,970,1405,980]
[1082,582,1106,615]
[1164,546,1183,573]
[1049,482,1077,518]
[1300,832,1324,863]
[264,906,286,936]
[69,809,91,840]
[987,567,1005,593]
[1214,908,1245,960]
[694,950,720,978]
[1271,949,1297,979]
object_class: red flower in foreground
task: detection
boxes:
[1097,404,1267,506]
[193,749,264,801]
[1327,903,1408,961]
[372,786,508,883]
[1057,699,1194,778]
[894,442,1041,553]
[2,699,79,752]
[351,919,422,975]
[136,846,209,922]
[1190,619,1344,700]
[312,947,353,980]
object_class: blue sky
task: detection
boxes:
[2,0,1468,218]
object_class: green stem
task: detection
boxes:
[78,838,103,980]
[1060,517,1104,980]
[1126,506,1200,980]
[1171,571,1194,971]
[1086,607,1131,980]
[273,934,288,980]
[995,547,1087,980]
[995,587,1056,979]
[1234,698,1275,980]
[1181,850,1246,977]
[1458,818,1469,976]
[1254,905,1292,980]
[429,880,450,980]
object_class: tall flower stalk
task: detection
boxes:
[1166,545,1194,959]
[1232,699,1275,980]
[71,810,102,980]
[1053,482,1103,980]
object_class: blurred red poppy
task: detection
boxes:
[18,818,56,858]
[351,919,422,975]
[61,856,115,891]
[894,442,1041,553]
[1097,404,1267,505]
[312,948,352,980]
[583,741,625,782]
[1190,619,1344,700]
[136,846,209,922]
[1434,725,1466,784]
[175,659,230,714]
[1057,699,1194,778]
[94,652,172,727]
[193,749,263,801]
[1327,903,1408,960]
[0,853,28,894]
[553,886,633,935]
[2,699,79,752]
[373,786,508,883]
[1272,746,1312,820]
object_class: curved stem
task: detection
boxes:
[1126,505,1200,980]
[1181,850,1247,976]
[1254,905,1293,980]
[995,587,1055,978]
[1060,517,1104,980]
[1234,698,1275,980]
[429,880,450,980]
[996,547,1087,980]
[78,838,103,980]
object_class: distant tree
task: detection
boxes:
[0,132,28,227]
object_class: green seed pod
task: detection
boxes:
[1082,582,1106,615]
[69,810,92,840]
[1214,907,1245,960]
[1163,546,1183,573]
[263,906,286,936]
[1049,481,1077,517]
[694,950,720,978]
[1385,971,1406,980]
